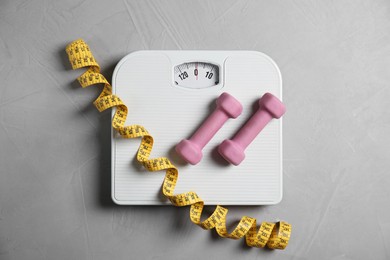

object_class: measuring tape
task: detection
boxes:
[65,39,291,249]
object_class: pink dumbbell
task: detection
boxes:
[175,92,243,165]
[218,93,286,165]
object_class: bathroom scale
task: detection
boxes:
[111,51,283,205]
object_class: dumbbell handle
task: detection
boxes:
[190,109,229,149]
[231,109,273,149]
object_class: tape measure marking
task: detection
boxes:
[65,39,291,249]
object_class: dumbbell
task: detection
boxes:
[175,92,243,165]
[218,93,285,165]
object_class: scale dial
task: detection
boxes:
[174,62,219,89]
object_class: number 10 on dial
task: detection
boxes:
[174,62,219,89]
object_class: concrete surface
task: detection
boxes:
[1,0,390,259]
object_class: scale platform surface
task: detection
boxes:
[111,51,283,205]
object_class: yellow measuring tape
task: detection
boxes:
[66,39,291,249]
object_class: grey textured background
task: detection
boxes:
[1,0,390,259]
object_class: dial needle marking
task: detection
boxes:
[196,62,198,80]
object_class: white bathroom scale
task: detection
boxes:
[111,51,283,205]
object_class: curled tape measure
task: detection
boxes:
[65,39,291,249]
